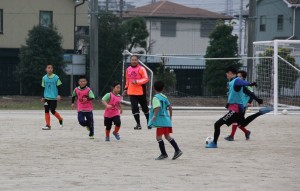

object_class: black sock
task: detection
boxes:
[133,114,140,125]
[145,113,149,124]
[158,140,167,155]
[168,138,180,152]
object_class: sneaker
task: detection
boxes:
[259,107,273,115]
[42,125,51,130]
[245,131,251,140]
[172,150,183,160]
[59,119,63,128]
[89,136,94,139]
[224,135,234,141]
[155,154,168,160]
[113,132,120,140]
[105,137,110,142]
[205,141,217,148]
[134,124,142,130]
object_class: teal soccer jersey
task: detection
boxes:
[42,74,62,100]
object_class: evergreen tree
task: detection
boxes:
[17,26,64,95]
[203,22,241,96]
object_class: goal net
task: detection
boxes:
[253,40,300,114]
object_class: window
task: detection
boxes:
[277,15,283,31]
[260,15,266,32]
[0,9,3,34]
[160,21,176,37]
[39,11,53,27]
[201,20,216,37]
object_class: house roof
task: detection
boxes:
[123,1,232,20]
[283,0,300,7]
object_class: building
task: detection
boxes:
[256,0,300,41]
[0,0,89,95]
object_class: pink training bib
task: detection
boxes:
[104,92,122,118]
[75,87,93,111]
[127,65,142,81]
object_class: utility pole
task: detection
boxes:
[120,0,123,18]
[89,0,99,96]
[106,0,109,12]
[247,0,256,81]
[152,0,156,3]
[238,0,243,55]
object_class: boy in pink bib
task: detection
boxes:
[102,81,122,141]
[71,76,95,139]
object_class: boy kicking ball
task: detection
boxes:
[148,81,183,160]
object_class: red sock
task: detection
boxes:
[105,130,110,137]
[45,113,50,126]
[239,126,249,133]
[114,126,120,134]
[54,112,63,121]
[230,124,238,138]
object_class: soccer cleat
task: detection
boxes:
[172,150,183,160]
[42,125,51,130]
[155,154,168,160]
[113,132,120,140]
[105,137,110,142]
[224,135,234,141]
[59,119,63,128]
[245,131,251,140]
[205,141,217,148]
[134,124,142,130]
[259,107,273,115]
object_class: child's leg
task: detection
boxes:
[86,112,94,137]
[77,112,87,127]
[230,123,238,138]
[49,100,63,121]
[113,116,121,134]
[44,100,51,126]
[156,135,167,156]
[104,117,113,138]
[165,133,180,152]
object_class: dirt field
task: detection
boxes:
[0,110,299,191]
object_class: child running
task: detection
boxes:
[41,64,63,130]
[71,75,95,139]
[148,81,183,160]
[102,81,122,142]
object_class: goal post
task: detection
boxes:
[253,40,300,115]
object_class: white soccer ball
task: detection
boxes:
[282,109,288,115]
[205,136,214,145]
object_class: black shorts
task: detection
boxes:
[104,116,121,127]
[220,110,244,126]
[44,99,57,112]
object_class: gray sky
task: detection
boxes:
[129,0,249,15]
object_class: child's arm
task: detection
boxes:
[169,105,173,120]
[151,107,160,122]
[119,104,123,114]
[71,89,76,110]
[101,100,113,109]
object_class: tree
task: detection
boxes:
[203,22,241,96]
[16,26,64,95]
[155,57,176,92]
[98,12,126,95]
[122,17,149,53]
[256,48,299,94]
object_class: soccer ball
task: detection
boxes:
[282,109,288,115]
[205,136,214,145]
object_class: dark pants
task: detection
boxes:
[104,116,121,131]
[78,111,94,136]
[44,99,57,114]
[214,110,243,143]
[130,95,149,115]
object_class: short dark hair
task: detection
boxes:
[112,81,120,88]
[237,70,247,79]
[46,63,53,67]
[154,81,164,92]
[226,66,238,74]
[78,75,87,81]
[130,55,139,59]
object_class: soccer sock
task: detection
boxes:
[145,113,149,123]
[133,114,140,125]
[45,113,50,126]
[114,126,120,134]
[54,112,63,121]
[168,138,180,152]
[158,140,167,155]
[239,126,249,133]
[105,129,110,137]
[230,124,238,138]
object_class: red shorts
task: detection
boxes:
[156,127,173,136]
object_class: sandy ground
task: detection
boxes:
[0,110,299,191]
